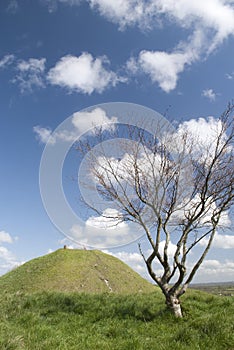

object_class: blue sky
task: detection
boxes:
[0,0,234,282]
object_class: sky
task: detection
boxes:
[0,0,234,283]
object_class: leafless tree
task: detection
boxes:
[77,104,234,317]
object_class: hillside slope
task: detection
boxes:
[0,249,155,294]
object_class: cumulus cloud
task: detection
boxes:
[0,230,21,276]
[158,240,177,257]
[170,193,231,228]
[86,208,126,230]
[136,50,189,93]
[89,0,156,30]
[0,54,15,69]
[195,259,234,283]
[0,247,21,275]
[44,0,234,41]
[34,125,77,144]
[92,1,210,92]
[199,233,234,249]
[33,126,55,145]
[156,1,234,47]
[90,115,232,231]
[177,116,227,162]
[89,0,234,46]
[13,58,46,93]
[126,0,234,91]
[72,108,117,134]
[0,247,15,265]
[41,1,234,92]
[128,28,205,92]
[47,53,124,94]
[34,108,118,145]
[0,230,13,244]
[69,212,136,248]
[202,88,217,101]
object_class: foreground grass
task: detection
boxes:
[0,290,234,350]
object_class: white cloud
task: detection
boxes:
[72,108,117,134]
[177,116,228,162]
[199,233,234,249]
[86,208,126,230]
[202,88,217,101]
[13,58,46,93]
[0,54,15,69]
[169,193,231,228]
[33,126,55,145]
[178,116,222,144]
[89,0,156,30]
[0,230,21,276]
[158,240,177,257]
[47,53,124,94]
[90,115,232,231]
[195,259,234,283]
[156,0,234,45]
[34,108,118,145]
[0,246,21,275]
[0,247,15,263]
[137,50,189,93]
[0,246,14,263]
[128,28,205,92]
[17,58,45,73]
[41,1,234,92]
[69,213,135,248]
[0,230,13,244]
[125,1,234,91]
[88,0,234,43]
[45,0,234,42]
[33,125,76,144]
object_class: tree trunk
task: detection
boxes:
[166,296,183,318]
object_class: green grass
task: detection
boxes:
[0,290,233,350]
[1,249,233,349]
[190,283,234,296]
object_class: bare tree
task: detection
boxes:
[77,104,234,317]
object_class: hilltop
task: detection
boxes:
[0,248,155,294]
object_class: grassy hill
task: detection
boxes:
[0,248,155,294]
[0,249,234,349]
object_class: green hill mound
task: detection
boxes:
[0,249,155,294]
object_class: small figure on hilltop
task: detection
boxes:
[63,245,67,250]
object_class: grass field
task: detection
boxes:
[0,289,234,350]
[190,282,234,296]
[0,250,233,349]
